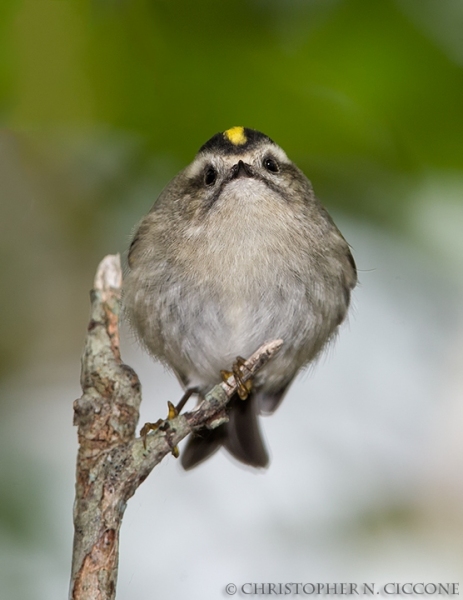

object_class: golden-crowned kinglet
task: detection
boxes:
[124,127,357,470]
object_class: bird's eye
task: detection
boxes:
[204,166,217,186]
[263,156,279,173]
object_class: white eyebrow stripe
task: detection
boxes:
[266,146,290,163]
[185,144,291,177]
[184,156,216,178]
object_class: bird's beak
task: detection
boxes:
[231,160,253,179]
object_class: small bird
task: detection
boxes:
[124,127,357,470]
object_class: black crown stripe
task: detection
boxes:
[199,128,276,155]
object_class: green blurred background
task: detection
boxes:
[1,1,463,598]
[1,0,463,376]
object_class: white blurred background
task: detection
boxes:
[1,211,462,598]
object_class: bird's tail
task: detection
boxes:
[181,392,269,470]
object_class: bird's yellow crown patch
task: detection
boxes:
[224,126,247,146]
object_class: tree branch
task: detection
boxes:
[69,254,283,600]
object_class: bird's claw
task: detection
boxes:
[221,355,253,400]
[140,401,179,457]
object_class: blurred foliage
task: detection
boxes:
[0,5,462,596]
[0,460,49,543]
[0,0,462,376]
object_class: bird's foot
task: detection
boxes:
[175,387,199,414]
[140,400,179,457]
[221,355,253,400]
